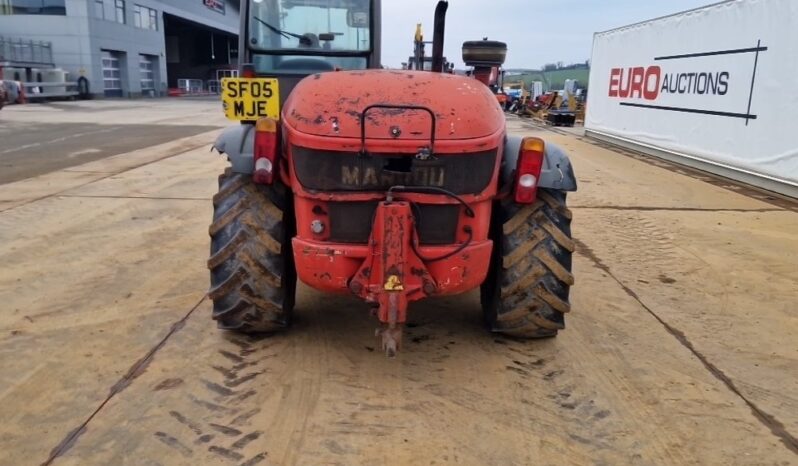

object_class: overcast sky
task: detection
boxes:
[381,0,713,69]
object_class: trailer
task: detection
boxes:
[585,0,798,198]
[0,36,82,101]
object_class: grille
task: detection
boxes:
[328,202,459,245]
[293,146,497,195]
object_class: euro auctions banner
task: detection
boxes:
[586,0,798,190]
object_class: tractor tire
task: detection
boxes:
[207,168,296,333]
[481,188,574,338]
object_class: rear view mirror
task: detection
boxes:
[347,8,369,28]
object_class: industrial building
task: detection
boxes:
[0,0,240,97]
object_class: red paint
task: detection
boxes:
[292,237,492,300]
[629,67,645,98]
[608,66,661,101]
[280,69,509,325]
[643,66,661,100]
[618,68,632,98]
[361,202,416,323]
[608,68,621,97]
[282,70,504,141]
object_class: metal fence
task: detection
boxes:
[0,36,54,65]
[177,78,204,94]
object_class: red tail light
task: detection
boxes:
[241,63,256,78]
[514,137,545,204]
[253,117,278,184]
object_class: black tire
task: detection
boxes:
[207,169,296,333]
[481,189,574,338]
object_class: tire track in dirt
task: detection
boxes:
[495,334,695,464]
[143,335,276,465]
[42,296,206,465]
[574,238,798,455]
[264,306,333,466]
[585,210,680,276]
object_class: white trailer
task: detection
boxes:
[585,0,798,198]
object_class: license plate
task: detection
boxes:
[221,77,280,121]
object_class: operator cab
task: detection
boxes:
[246,0,380,76]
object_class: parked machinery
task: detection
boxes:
[462,38,508,107]
[213,0,577,356]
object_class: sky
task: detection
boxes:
[381,0,714,69]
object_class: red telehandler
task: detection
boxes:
[212,0,577,356]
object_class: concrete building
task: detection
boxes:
[0,0,240,97]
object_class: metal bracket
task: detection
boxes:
[359,104,437,157]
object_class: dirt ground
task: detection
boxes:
[0,101,796,465]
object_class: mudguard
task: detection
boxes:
[213,124,256,174]
[502,135,577,192]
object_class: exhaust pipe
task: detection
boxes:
[431,1,448,73]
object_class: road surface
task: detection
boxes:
[0,101,796,465]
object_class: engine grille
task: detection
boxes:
[328,202,459,245]
[293,146,497,194]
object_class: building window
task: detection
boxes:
[133,4,156,30]
[139,55,155,91]
[114,0,124,24]
[0,0,67,15]
[94,0,104,19]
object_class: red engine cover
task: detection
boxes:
[281,70,504,141]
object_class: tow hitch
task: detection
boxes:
[349,200,435,357]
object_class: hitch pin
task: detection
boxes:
[376,292,403,357]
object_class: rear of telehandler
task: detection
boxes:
[211,0,577,356]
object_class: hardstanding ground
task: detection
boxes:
[0,100,796,465]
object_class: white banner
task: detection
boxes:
[586,0,798,189]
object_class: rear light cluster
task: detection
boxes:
[241,63,256,79]
[253,117,278,184]
[514,137,545,204]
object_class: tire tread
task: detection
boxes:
[483,188,574,338]
[207,170,294,333]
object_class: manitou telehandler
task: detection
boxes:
[212,0,577,356]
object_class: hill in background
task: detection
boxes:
[504,66,590,91]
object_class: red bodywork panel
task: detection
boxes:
[472,66,500,87]
[280,69,506,324]
[282,70,504,141]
